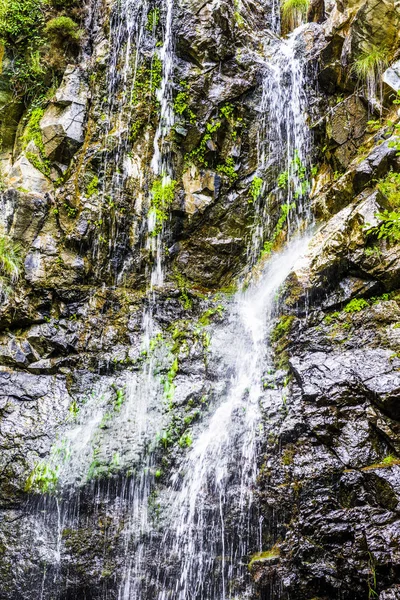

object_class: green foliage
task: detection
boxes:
[198,305,224,326]
[186,119,221,167]
[220,103,234,121]
[25,462,60,493]
[323,311,340,325]
[277,151,308,198]
[368,211,400,244]
[377,170,400,208]
[173,269,192,310]
[263,202,296,255]
[344,298,369,313]
[130,54,163,141]
[216,156,238,182]
[86,175,99,197]
[150,175,177,236]
[163,357,178,402]
[352,46,388,81]
[0,231,22,292]
[0,0,44,42]
[178,431,192,448]
[173,86,196,123]
[249,176,263,204]
[277,171,289,189]
[146,7,160,31]
[68,400,79,420]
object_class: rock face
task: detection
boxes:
[0,0,399,598]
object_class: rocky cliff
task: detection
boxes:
[0,0,399,598]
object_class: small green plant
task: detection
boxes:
[343,298,369,313]
[185,119,221,167]
[377,170,400,208]
[0,231,22,293]
[178,431,192,448]
[216,156,238,182]
[25,462,60,493]
[367,211,400,243]
[68,400,79,420]
[163,357,179,402]
[323,311,340,325]
[146,7,160,31]
[249,176,263,203]
[263,202,296,255]
[149,175,177,235]
[86,175,99,197]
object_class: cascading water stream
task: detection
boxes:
[24,7,315,599]
[152,25,314,600]
[155,237,311,600]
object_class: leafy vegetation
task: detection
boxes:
[367,211,400,244]
[0,231,22,294]
[146,7,160,32]
[249,176,263,204]
[149,175,177,236]
[343,298,369,313]
[263,202,296,255]
[0,0,83,102]
[377,170,400,208]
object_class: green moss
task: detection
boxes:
[198,305,224,326]
[271,315,295,343]
[22,107,51,176]
[44,16,82,44]
[282,446,295,466]
[248,547,280,568]
[149,175,177,236]
[173,268,193,309]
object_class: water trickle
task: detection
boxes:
[251,27,313,263]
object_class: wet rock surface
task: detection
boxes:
[0,0,399,597]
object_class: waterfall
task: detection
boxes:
[155,237,310,600]
[21,6,314,599]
